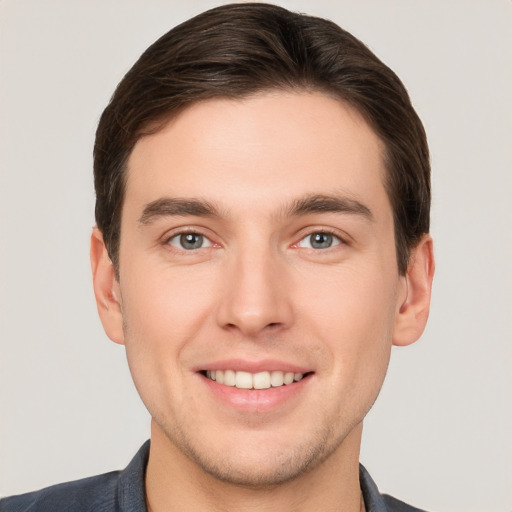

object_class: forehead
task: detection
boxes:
[124,91,389,219]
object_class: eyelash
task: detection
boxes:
[164,229,214,251]
[294,229,346,250]
[163,228,347,253]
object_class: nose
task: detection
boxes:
[215,247,294,337]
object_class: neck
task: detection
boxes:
[145,420,364,512]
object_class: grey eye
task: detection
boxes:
[298,232,341,249]
[169,233,212,250]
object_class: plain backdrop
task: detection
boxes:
[1,1,511,510]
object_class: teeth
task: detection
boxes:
[283,372,294,385]
[253,371,271,390]
[205,370,306,389]
[270,371,284,387]
[224,370,236,386]
[235,371,253,389]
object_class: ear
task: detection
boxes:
[90,227,125,345]
[393,234,435,346]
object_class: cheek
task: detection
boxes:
[301,259,398,321]
[298,264,398,373]
[117,262,218,403]
[120,259,217,343]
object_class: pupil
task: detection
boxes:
[311,233,332,249]
[181,233,202,249]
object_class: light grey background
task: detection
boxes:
[1,1,511,510]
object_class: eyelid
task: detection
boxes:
[297,232,341,249]
[292,227,349,249]
[169,233,212,249]
[162,226,218,250]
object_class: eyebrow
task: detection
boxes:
[284,193,374,221]
[137,193,374,225]
[138,198,221,225]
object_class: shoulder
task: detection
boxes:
[0,441,150,512]
[382,494,429,512]
[359,464,430,512]
[0,470,121,512]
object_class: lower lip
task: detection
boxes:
[200,373,311,413]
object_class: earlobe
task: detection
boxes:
[393,235,435,347]
[90,227,125,345]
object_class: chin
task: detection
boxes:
[187,445,325,488]
[164,420,346,489]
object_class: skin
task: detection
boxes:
[91,91,434,512]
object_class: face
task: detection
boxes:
[110,92,409,485]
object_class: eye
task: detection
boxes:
[297,232,342,250]
[168,232,212,250]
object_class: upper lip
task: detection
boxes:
[193,359,311,374]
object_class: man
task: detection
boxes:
[0,3,434,511]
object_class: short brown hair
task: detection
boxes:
[94,2,430,275]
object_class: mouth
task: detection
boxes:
[200,369,312,390]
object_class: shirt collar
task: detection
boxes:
[359,463,390,512]
[117,441,389,512]
[117,440,150,511]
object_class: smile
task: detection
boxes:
[204,370,307,390]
